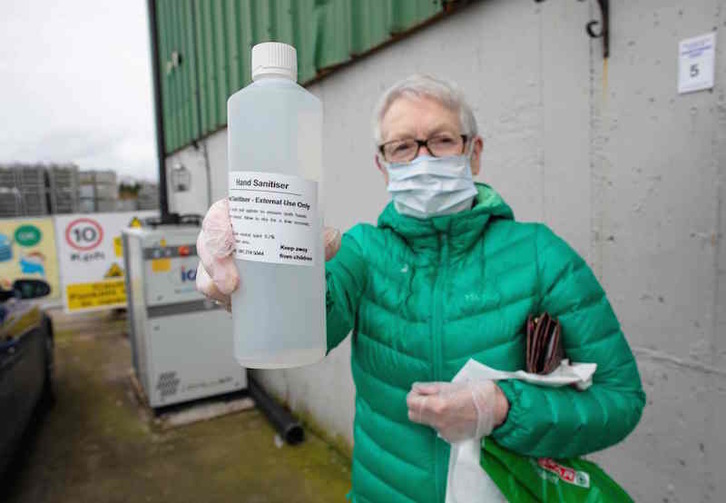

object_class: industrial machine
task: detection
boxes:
[123,223,246,409]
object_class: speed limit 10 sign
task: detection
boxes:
[65,218,104,251]
[54,210,159,313]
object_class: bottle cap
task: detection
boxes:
[251,42,297,81]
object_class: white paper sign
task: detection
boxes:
[678,32,716,94]
[54,211,158,312]
[228,171,319,267]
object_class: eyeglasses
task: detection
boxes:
[378,134,468,163]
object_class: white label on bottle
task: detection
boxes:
[228,171,318,266]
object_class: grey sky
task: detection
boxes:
[0,0,157,181]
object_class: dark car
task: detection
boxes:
[0,279,54,476]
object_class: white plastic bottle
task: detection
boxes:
[226,42,325,368]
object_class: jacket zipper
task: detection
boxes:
[431,233,449,502]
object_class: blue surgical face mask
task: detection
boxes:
[385,153,478,219]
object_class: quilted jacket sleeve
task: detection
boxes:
[490,225,646,458]
[325,225,368,352]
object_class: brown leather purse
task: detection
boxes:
[525,313,564,375]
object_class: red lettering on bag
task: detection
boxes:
[538,458,576,484]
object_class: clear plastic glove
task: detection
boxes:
[406,381,509,444]
[196,198,342,310]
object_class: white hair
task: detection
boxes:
[372,74,478,144]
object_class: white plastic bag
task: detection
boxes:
[445,359,598,503]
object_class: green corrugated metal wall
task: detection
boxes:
[156,0,450,153]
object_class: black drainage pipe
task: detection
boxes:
[248,375,305,445]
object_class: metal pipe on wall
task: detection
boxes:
[146,0,169,217]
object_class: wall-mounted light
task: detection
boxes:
[165,50,183,75]
[171,163,191,192]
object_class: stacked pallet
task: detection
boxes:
[0,163,48,217]
[137,182,159,210]
[0,166,22,217]
[79,170,119,213]
[48,164,80,214]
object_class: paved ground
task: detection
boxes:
[1,309,351,502]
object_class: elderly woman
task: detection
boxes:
[196,75,645,502]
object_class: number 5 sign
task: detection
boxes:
[678,32,716,94]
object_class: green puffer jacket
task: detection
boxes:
[325,184,645,503]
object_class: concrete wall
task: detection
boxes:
[166,1,725,500]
